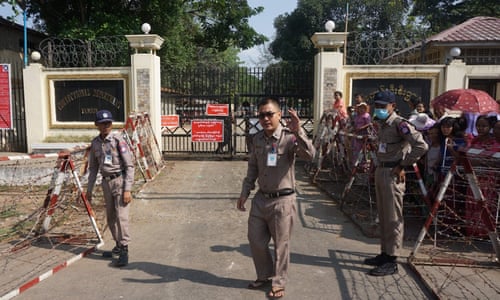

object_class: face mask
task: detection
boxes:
[374,108,389,120]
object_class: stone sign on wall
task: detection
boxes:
[322,68,337,112]
[351,78,432,118]
[53,79,126,124]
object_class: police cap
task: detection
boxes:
[373,90,396,105]
[95,110,114,123]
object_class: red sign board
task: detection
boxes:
[161,115,179,128]
[191,119,223,142]
[0,64,12,129]
[206,103,229,116]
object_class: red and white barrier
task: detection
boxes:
[0,246,96,300]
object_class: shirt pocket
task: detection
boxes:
[111,149,121,165]
[254,145,265,155]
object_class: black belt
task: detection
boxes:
[378,161,400,168]
[103,172,123,181]
[260,188,295,199]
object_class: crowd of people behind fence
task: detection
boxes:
[321,91,500,237]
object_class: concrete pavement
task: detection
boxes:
[6,159,497,299]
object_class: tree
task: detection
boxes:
[410,0,500,33]
[2,0,267,69]
[270,0,413,64]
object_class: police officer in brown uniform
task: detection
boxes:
[237,98,315,299]
[364,90,428,276]
[86,110,135,267]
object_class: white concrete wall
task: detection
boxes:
[445,59,467,90]
[23,65,130,153]
[23,45,500,153]
[310,57,500,136]
[466,64,500,99]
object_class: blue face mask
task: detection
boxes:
[374,108,389,120]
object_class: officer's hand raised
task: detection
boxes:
[287,108,300,133]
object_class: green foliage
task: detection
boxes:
[270,0,414,63]
[18,0,267,69]
[410,0,500,33]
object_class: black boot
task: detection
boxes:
[102,242,120,259]
[364,253,389,266]
[368,255,398,276]
[116,245,128,267]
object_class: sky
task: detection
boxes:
[0,1,298,66]
[238,0,298,66]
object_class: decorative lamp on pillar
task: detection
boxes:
[31,51,41,62]
[125,23,164,54]
[325,20,335,32]
[141,23,151,34]
[449,47,461,58]
[310,20,348,52]
[446,46,462,64]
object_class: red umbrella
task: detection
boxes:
[431,89,499,114]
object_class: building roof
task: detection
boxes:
[427,16,500,45]
[0,16,46,38]
[385,16,500,61]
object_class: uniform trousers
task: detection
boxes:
[248,192,296,288]
[374,167,405,256]
[102,176,130,246]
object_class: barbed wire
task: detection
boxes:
[346,31,426,65]
[38,36,130,68]
[37,30,427,68]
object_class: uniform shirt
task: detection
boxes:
[240,124,315,197]
[87,131,135,195]
[376,112,428,167]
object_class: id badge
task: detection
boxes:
[378,143,387,153]
[104,154,113,165]
[267,153,277,167]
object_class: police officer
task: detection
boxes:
[364,90,428,276]
[86,110,135,267]
[237,98,315,298]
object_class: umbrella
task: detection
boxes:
[431,88,499,114]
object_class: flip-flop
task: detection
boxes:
[247,279,271,289]
[268,287,285,298]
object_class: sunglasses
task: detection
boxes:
[258,111,277,119]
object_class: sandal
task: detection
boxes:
[268,287,285,298]
[247,279,271,289]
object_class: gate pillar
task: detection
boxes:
[23,59,46,152]
[310,21,347,133]
[126,24,164,151]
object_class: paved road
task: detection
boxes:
[12,160,438,299]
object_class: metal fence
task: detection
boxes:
[161,65,314,158]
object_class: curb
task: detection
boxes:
[0,246,97,300]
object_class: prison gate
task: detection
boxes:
[160,65,314,158]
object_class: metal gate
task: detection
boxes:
[0,60,27,153]
[161,65,314,158]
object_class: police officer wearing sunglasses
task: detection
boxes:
[237,97,315,298]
